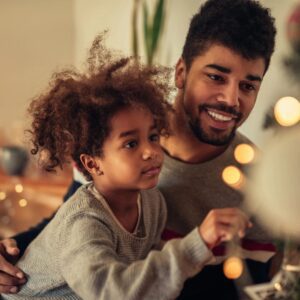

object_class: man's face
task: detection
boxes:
[175,44,266,146]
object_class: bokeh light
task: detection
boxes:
[15,184,23,193]
[222,166,244,189]
[19,198,28,207]
[274,282,283,291]
[274,96,300,127]
[234,144,255,164]
[223,256,243,279]
[0,191,6,201]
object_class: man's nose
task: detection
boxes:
[217,83,240,108]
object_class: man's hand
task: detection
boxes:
[0,238,26,294]
[199,208,252,250]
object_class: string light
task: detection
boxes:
[19,198,28,207]
[223,256,244,279]
[274,282,283,291]
[222,165,244,189]
[15,184,23,193]
[0,191,6,201]
[234,144,255,164]
[274,96,300,127]
[222,135,256,283]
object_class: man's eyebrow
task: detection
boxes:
[246,74,262,82]
[205,64,230,73]
[205,64,262,82]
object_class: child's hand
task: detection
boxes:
[199,208,252,250]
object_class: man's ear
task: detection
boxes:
[175,58,187,89]
[80,154,103,176]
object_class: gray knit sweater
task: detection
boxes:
[159,132,269,241]
[3,184,212,300]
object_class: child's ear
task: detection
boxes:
[175,58,187,90]
[80,154,103,176]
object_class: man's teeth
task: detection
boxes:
[207,110,233,122]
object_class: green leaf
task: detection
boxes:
[150,0,165,63]
[132,0,140,58]
[142,1,151,64]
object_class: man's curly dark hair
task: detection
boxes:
[28,34,172,180]
[182,0,276,72]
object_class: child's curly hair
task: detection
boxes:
[28,34,172,180]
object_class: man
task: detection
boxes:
[0,0,276,299]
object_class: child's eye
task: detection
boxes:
[149,133,160,142]
[124,140,138,149]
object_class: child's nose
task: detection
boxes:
[142,145,158,160]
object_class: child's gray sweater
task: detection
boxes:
[3,184,212,300]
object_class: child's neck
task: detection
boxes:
[94,183,140,233]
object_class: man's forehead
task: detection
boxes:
[188,44,266,76]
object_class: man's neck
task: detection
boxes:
[161,131,227,164]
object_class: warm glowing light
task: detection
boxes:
[274,96,300,127]
[19,198,28,207]
[222,166,244,189]
[0,192,6,201]
[274,282,283,291]
[15,184,23,193]
[234,144,255,164]
[223,256,243,279]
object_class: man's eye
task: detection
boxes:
[208,74,223,82]
[149,133,160,142]
[241,82,256,92]
[124,141,138,149]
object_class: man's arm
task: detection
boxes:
[0,239,26,294]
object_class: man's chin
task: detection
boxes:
[194,127,236,146]
[189,118,237,146]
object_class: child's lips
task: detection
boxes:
[142,166,161,176]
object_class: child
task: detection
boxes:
[3,36,250,300]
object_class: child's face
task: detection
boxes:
[94,106,164,192]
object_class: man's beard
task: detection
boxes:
[187,104,242,146]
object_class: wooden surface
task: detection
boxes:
[0,167,72,238]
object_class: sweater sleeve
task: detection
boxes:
[59,212,212,300]
[13,179,83,255]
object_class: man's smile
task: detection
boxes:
[206,108,238,122]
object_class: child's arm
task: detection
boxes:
[59,207,249,300]
[60,216,211,300]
